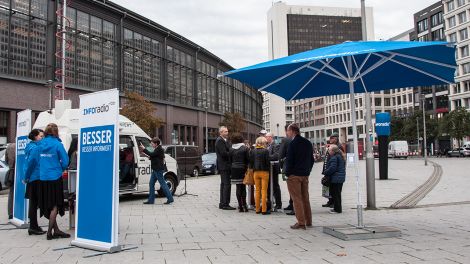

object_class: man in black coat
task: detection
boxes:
[266,132,282,209]
[285,124,314,230]
[215,126,235,210]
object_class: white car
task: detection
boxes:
[0,159,9,191]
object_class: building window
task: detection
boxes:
[460,28,468,40]
[0,111,8,138]
[457,0,466,7]
[431,12,444,27]
[448,16,457,28]
[458,11,467,24]
[431,28,445,41]
[374,98,382,106]
[449,32,458,43]
[417,19,428,33]
[461,45,469,57]
[462,62,470,74]
[447,0,455,11]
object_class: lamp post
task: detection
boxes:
[417,117,420,155]
[422,95,428,166]
[205,106,208,153]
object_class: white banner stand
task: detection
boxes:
[71,89,121,252]
[10,109,31,228]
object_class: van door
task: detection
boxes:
[135,136,153,192]
[119,135,137,191]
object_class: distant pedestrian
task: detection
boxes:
[285,124,314,230]
[229,133,250,212]
[5,142,16,220]
[216,126,235,210]
[251,136,270,215]
[38,123,70,240]
[24,129,46,235]
[322,144,346,214]
[322,133,343,208]
[141,137,173,205]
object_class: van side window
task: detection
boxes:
[136,137,152,157]
[165,147,175,158]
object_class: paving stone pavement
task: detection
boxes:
[1,158,469,263]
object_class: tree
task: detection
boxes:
[219,112,246,139]
[120,91,163,136]
[441,107,470,147]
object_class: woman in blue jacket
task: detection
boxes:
[38,123,70,240]
[322,144,346,214]
[24,128,45,235]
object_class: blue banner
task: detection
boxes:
[13,136,28,222]
[376,112,391,136]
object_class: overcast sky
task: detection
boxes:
[112,0,440,68]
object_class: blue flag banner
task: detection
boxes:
[376,112,391,136]
[11,109,31,228]
[72,89,120,252]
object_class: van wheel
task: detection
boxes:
[158,173,177,196]
[192,167,199,177]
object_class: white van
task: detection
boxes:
[388,140,409,159]
[33,101,180,196]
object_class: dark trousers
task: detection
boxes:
[7,184,14,217]
[219,170,231,207]
[271,166,282,207]
[28,195,39,230]
[330,183,343,213]
[235,184,246,208]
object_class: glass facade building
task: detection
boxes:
[0,0,263,148]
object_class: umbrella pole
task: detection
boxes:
[347,58,364,228]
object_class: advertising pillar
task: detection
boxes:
[11,109,32,228]
[71,89,120,252]
[375,113,391,180]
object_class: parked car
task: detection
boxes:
[447,147,470,157]
[163,145,202,177]
[201,153,217,175]
[0,159,9,191]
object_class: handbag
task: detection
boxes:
[243,168,254,185]
[322,185,330,198]
[321,175,330,187]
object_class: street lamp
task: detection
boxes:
[421,95,428,166]
[205,106,208,153]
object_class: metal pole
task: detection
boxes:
[348,56,364,228]
[205,107,208,153]
[361,0,376,210]
[417,118,420,155]
[422,96,428,166]
[61,0,67,100]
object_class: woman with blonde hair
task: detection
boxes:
[250,136,270,214]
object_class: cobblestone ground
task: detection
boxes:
[1,158,469,263]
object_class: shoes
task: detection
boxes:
[275,204,282,210]
[28,228,46,235]
[322,203,332,207]
[284,205,293,211]
[221,205,236,210]
[262,211,271,215]
[164,200,173,205]
[290,223,306,230]
[46,232,53,240]
[143,201,154,204]
[239,206,248,213]
[8,215,12,220]
[256,211,261,214]
[286,211,295,216]
[306,224,313,228]
[54,231,71,239]
[329,209,341,214]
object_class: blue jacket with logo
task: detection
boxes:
[24,141,41,182]
[39,136,69,181]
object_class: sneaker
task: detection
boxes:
[329,209,340,214]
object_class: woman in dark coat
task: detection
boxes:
[322,144,346,214]
[24,129,45,235]
[229,133,250,212]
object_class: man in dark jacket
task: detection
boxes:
[215,126,235,210]
[140,137,173,205]
[5,143,15,219]
[285,124,314,230]
[266,133,282,210]
[279,125,294,214]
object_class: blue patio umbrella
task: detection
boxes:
[220,41,456,227]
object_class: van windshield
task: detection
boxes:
[136,137,152,157]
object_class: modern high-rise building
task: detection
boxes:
[443,0,470,111]
[267,2,375,146]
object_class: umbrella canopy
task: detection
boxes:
[222,41,456,101]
